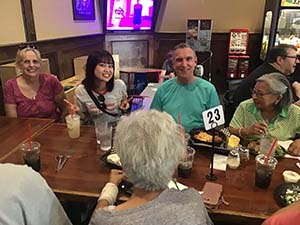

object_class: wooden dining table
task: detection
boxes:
[2,121,299,224]
[3,123,110,202]
[0,116,54,162]
[179,145,300,225]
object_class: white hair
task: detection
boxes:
[114,110,185,191]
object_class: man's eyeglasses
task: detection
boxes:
[284,55,300,62]
[251,89,273,97]
[97,94,107,109]
[18,44,38,50]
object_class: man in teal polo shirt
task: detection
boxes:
[150,43,220,132]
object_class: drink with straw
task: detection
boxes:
[21,141,41,172]
[64,99,80,138]
[178,146,195,178]
[255,138,278,188]
[65,114,80,138]
[255,154,278,188]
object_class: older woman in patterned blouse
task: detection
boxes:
[229,73,300,156]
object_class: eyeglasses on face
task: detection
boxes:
[284,55,300,62]
[250,89,273,97]
[18,44,38,50]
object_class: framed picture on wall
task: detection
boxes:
[72,0,95,20]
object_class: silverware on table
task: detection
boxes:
[56,154,64,172]
[57,153,72,171]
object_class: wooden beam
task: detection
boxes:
[20,0,36,41]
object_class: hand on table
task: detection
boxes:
[109,169,126,186]
[287,139,300,156]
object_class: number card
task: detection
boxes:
[202,105,225,130]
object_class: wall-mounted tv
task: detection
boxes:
[106,0,155,32]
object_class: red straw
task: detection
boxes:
[28,123,32,150]
[264,137,277,164]
[178,114,187,159]
[64,99,75,119]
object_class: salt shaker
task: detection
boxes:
[227,150,240,169]
[239,147,250,164]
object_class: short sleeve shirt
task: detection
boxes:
[230,99,300,141]
[75,79,127,125]
[150,77,220,132]
[4,73,63,120]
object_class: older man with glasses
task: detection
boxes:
[233,44,300,107]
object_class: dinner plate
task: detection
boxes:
[273,182,300,207]
[246,140,286,158]
[100,150,122,170]
[189,127,226,147]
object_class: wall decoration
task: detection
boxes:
[72,0,95,20]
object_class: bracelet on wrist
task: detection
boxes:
[238,128,243,137]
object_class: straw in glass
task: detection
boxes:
[27,123,32,150]
[264,137,277,164]
[178,114,187,159]
[64,99,75,119]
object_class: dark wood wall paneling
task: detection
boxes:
[0,34,105,80]
[0,32,262,94]
[0,32,262,86]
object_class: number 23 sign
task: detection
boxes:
[202,105,225,130]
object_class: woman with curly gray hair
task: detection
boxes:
[89,110,212,225]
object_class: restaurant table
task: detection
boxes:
[120,67,162,92]
[140,83,160,110]
[0,117,54,162]
[3,122,299,224]
[3,123,109,202]
[178,145,300,225]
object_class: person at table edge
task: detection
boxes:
[89,110,212,225]
[262,200,300,225]
[75,50,130,125]
[4,45,67,121]
[233,44,300,107]
[0,163,71,225]
[150,43,220,132]
[229,73,300,156]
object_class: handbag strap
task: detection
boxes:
[86,88,120,117]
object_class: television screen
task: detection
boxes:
[106,0,155,32]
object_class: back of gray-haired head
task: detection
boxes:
[114,110,184,191]
[256,72,293,109]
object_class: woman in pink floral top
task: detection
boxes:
[4,46,67,121]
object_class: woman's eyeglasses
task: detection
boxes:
[18,44,38,50]
[97,94,106,109]
[251,89,273,97]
